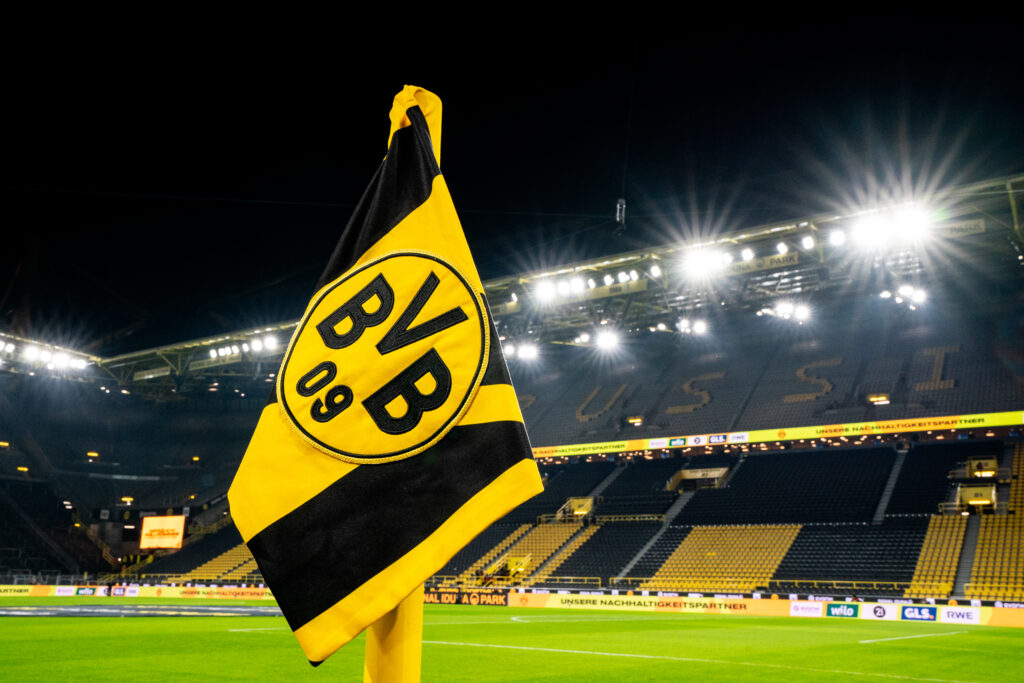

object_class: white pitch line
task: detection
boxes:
[423,640,977,683]
[426,616,672,626]
[860,631,967,644]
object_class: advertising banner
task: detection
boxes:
[532,410,1023,458]
[940,606,981,625]
[861,603,900,621]
[825,603,860,618]
[423,587,509,606]
[513,592,789,616]
[55,586,76,597]
[901,606,938,622]
[133,585,275,600]
[0,585,52,597]
[789,601,824,618]
[140,515,187,549]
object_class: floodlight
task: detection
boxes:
[595,331,619,350]
[53,353,70,368]
[24,346,39,360]
[741,247,754,262]
[895,207,932,241]
[628,270,639,281]
[897,284,914,297]
[570,277,584,293]
[587,278,596,289]
[776,301,795,317]
[656,322,667,331]
[692,320,708,335]
[209,349,218,359]
[242,343,250,353]
[879,290,892,299]
[722,252,734,265]
[829,230,846,246]
[794,304,811,321]
[517,344,539,360]
[776,242,789,255]
[579,333,591,343]
[677,318,691,331]
[912,289,927,304]
[603,274,614,286]
[685,250,725,278]
[536,281,556,302]
[71,358,87,369]
[264,336,278,350]
[650,264,662,277]
[510,292,518,303]
[851,215,890,247]
[557,280,571,296]
[39,349,52,362]
[4,343,13,353]
[251,339,264,352]
[801,235,815,250]
[217,348,226,357]
[504,343,516,357]
[617,272,629,283]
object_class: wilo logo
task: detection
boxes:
[902,606,937,621]
[826,603,859,618]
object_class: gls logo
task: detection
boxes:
[279,252,488,464]
[902,606,937,621]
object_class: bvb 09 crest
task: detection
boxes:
[278,252,488,464]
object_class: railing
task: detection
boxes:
[608,577,647,588]
[593,514,664,523]
[768,579,910,594]
[533,576,601,588]
[964,582,1024,598]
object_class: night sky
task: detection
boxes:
[3,23,1021,355]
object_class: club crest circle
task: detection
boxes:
[278,251,488,464]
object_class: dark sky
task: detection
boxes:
[2,23,1021,355]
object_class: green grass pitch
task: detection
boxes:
[1,599,1022,681]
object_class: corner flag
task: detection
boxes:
[227,85,543,665]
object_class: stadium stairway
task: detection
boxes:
[954,515,981,596]
[872,452,907,522]
[617,492,695,578]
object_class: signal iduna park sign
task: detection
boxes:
[532,410,1024,458]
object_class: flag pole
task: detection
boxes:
[363,583,424,682]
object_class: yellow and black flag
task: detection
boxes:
[228,85,543,664]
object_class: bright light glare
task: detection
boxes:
[692,320,708,335]
[39,350,52,362]
[517,344,538,360]
[252,339,264,351]
[24,346,40,360]
[4,343,14,353]
[617,272,629,284]
[852,215,890,247]
[801,235,815,250]
[596,331,619,350]
[776,242,789,255]
[650,264,662,277]
[628,270,639,281]
[740,248,755,262]
[263,336,278,350]
[911,289,927,304]
[53,353,70,368]
[536,281,556,302]
[570,277,584,293]
[603,274,614,286]
[794,305,810,321]
[830,230,846,246]
[209,349,218,359]
[504,343,516,357]
[557,280,571,296]
[897,284,915,297]
[879,290,892,299]
[656,322,667,331]
[776,301,795,317]
[722,252,734,265]
[71,358,87,369]
[677,318,690,331]
[685,250,725,278]
[895,207,932,241]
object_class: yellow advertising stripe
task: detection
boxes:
[459,384,523,426]
[294,458,542,663]
[229,404,356,542]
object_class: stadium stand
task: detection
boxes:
[965,515,1024,601]
[539,521,661,587]
[886,441,1002,516]
[905,515,967,598]
[673,447,896,525]
[641,524,800,593]
[770,519,928,596]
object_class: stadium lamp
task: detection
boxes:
[586,278,596,289]
[794,304,811,322]
[595,330,619,350]
[776,242,789,255]
[740,247,755,262]
[23,346,39,360]
[263,335,278,350]
[535,280,556,302]
[570,277,585,293]
[684,250,725,278]
[603,274,614,286]
[829,230,846,246]
[503,343,516,357]
[617,271,629,283]
[801,235,815,250]
[557,279,571,297]
[579,332,591,343]
[517,343,539,360]
[692,320,708,335]
[251,339,264,351]
[649,264,662,277]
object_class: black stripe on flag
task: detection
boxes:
[246,419,532,631]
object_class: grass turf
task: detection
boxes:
[1,600,1021,681]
